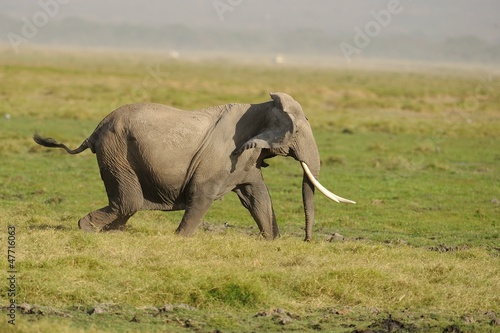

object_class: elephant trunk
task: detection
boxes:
[296,142,356,242]
[302,169,316,242]
[296,143,321,242]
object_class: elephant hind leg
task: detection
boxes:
[88,158,143,232]
[78,206,135,232]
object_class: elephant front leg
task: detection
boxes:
[234,182,279,240]
[175,195,214,237]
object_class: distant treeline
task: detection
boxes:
[2,15,499,63]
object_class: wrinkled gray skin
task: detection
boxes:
[34,93,321,240]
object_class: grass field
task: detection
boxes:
[0,47,499,332]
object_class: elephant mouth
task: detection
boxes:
[300,162,356,204]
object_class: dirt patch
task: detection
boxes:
[255,308,299,325]
[428,244,470,253]
[328,232,347,242]
[3,303,73,318]
[352,314,418,333]
[87,303,197,316]
[442,324,463,333]
[201,221,232,233]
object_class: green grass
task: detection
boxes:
[0,47,499,332]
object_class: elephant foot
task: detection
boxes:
[77,207,133,233]
[175,226,195,237]
[260,230,280,241]
[78,216,101,232]
[101,219,128,232]
[79,217,129,232]
[78,215,130,233]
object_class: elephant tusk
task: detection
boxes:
[301,162,356,204]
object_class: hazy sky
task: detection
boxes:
[1,0,499,42]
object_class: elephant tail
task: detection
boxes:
[33,132,91,155]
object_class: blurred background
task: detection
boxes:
[1,0,499,66]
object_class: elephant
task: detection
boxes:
[33,92,355,241]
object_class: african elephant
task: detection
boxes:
[33,92,355,240]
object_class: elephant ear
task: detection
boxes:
[234,92,298,155]
[269,92,301,114]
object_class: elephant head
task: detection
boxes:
[235,92,355,241]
